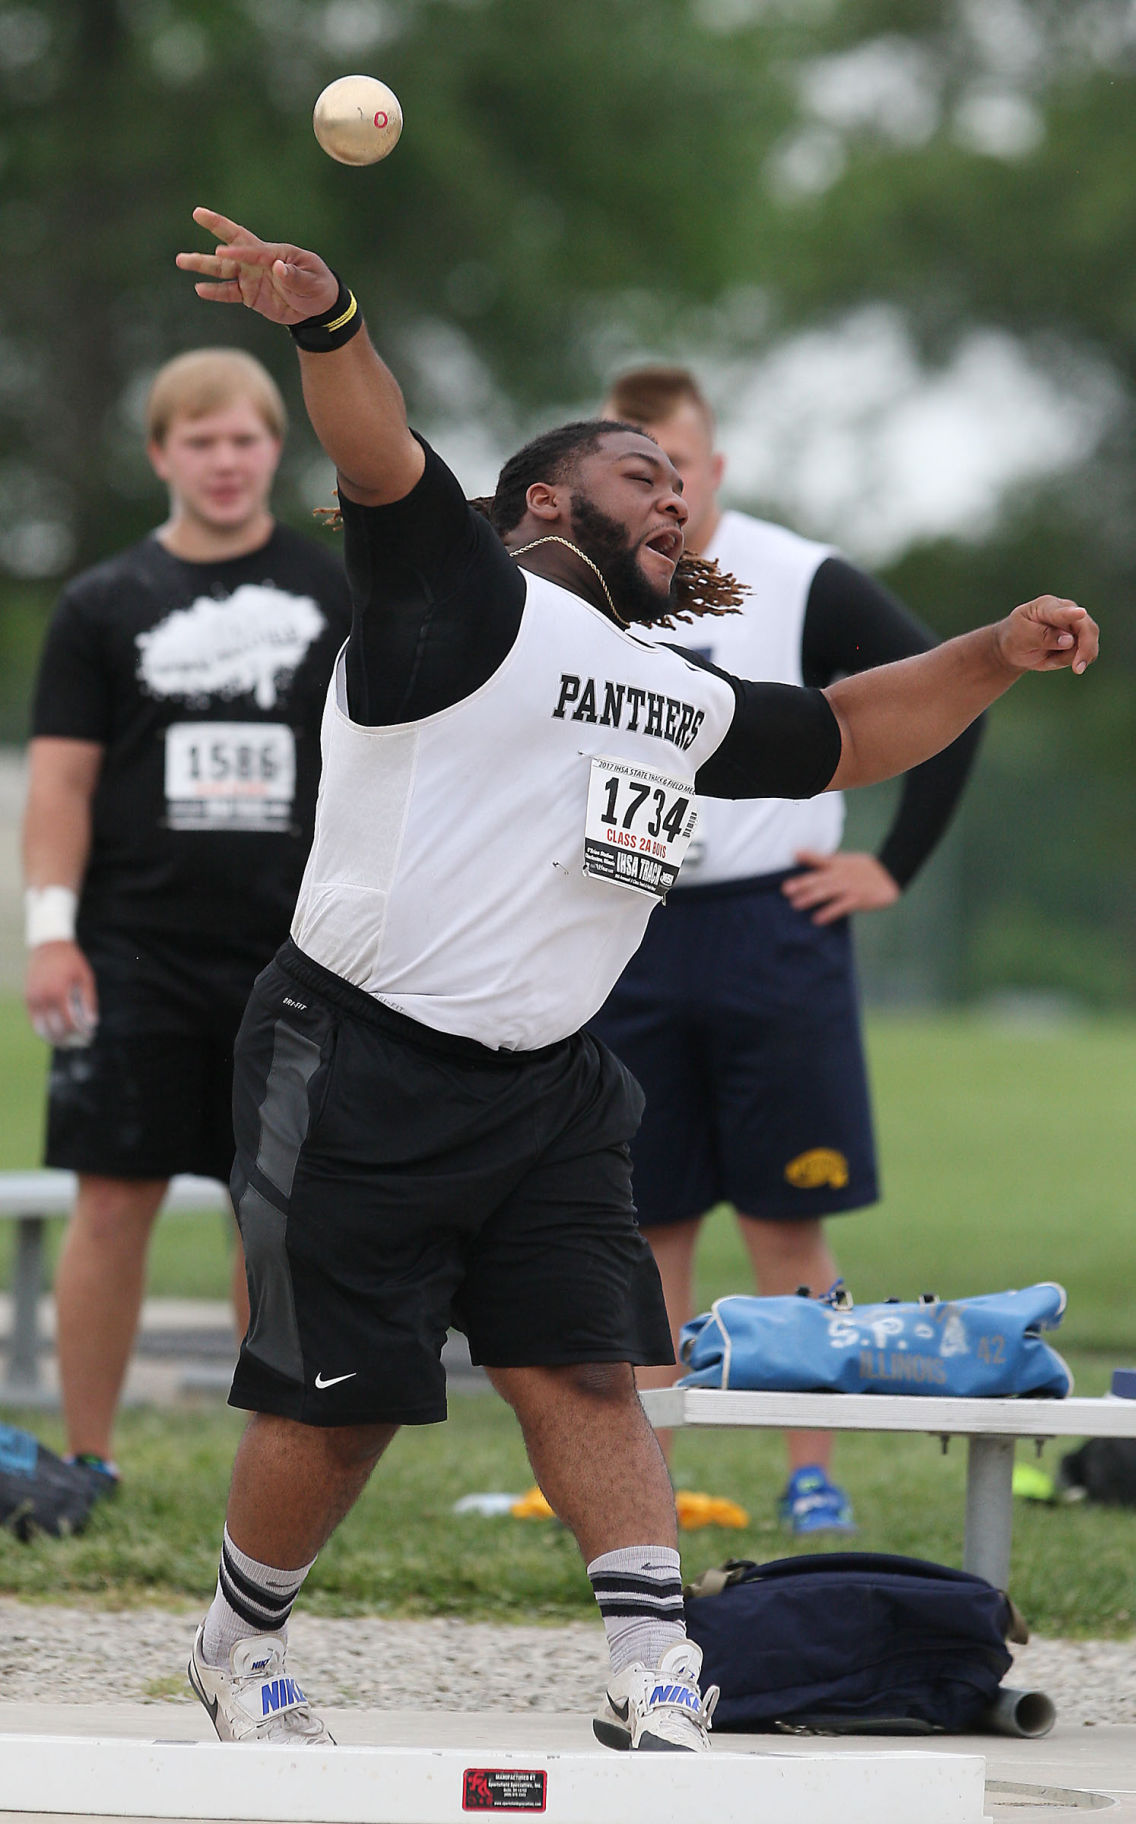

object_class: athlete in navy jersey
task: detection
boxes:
[172,205,1096,1754]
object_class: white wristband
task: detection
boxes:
[25,885,79,948]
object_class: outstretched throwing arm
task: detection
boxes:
[176,206,424,505]
[825,594,1099,791]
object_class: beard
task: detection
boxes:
[568,494,678,625]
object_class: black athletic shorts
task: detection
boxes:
[228,940,673,1428]
[44,926,269,1184]
[590,872,879,1227]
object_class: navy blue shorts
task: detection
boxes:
[227,941,673,1428]
[589,874,879,1228]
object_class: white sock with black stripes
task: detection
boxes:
[201,1526,317,1668]
[587,1545,686,1675]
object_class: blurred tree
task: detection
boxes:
[0,0,791,587]
[743,0,1136,1006]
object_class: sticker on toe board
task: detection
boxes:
[462,1767,547,1811]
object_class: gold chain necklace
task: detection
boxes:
[509,535,629,628]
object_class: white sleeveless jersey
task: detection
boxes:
[672,510,845,885]
[291,573,737,1050]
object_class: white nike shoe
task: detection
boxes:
[593,1639,719,1752]
[188,1623,335,1745]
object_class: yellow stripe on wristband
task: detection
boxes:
[325,292,358,334]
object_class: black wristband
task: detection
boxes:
[289,273,363,352]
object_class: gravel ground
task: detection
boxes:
[2,1600,1135,1725]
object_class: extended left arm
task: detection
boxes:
[824,596,1097,792]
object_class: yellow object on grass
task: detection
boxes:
[1012,1462,1056,1503]
[509,1485,749,1526]
[675,1490,750,1530]
[511,1485,556,1519]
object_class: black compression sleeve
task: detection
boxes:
[341,438,526,725]
[801,557,936,681]
[802,556,984,888]
[671,646,842,800]
[876,722,983,887]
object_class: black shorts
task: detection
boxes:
[590,873,879,1227]
[228,941,673,1428]
[44,927,268,1184]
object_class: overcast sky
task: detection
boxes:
[708,308,1118,562]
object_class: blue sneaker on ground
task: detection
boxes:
[779,1465,857,1535]
[63,1454,120,1503]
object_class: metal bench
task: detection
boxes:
[0,1169,230,1403]
[640,1384,1136,1589]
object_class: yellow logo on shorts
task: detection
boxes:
[784,1148,850,1190]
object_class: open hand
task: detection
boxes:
[782,849,900,925]
[995,596,1099,676]
[175,207,339,324]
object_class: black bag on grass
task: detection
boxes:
[1059,1438,1136,1506]
[0,1422,100,1540]
[684,1551,1028,1734]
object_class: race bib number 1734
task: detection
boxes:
[582,755,699,899]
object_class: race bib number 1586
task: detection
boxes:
[164,721,296,832]
[582,755,699,899]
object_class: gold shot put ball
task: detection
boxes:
[313,74,403,166]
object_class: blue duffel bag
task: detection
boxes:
[678,1282,1072,1398]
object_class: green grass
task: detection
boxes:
[2,998,1135,1634]
[0,995,48,1171]
[1,1352,1130,1636]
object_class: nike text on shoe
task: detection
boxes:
[188,1622,335,1745]
[593,1640,718,1752]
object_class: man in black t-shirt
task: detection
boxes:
[22,347,351,1492]
[168,207,1096,1756]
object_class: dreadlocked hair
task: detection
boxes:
[661,551,748,625]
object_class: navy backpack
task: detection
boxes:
[684,1551,1029,1734]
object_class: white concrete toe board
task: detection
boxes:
[0,1735,989,1824]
